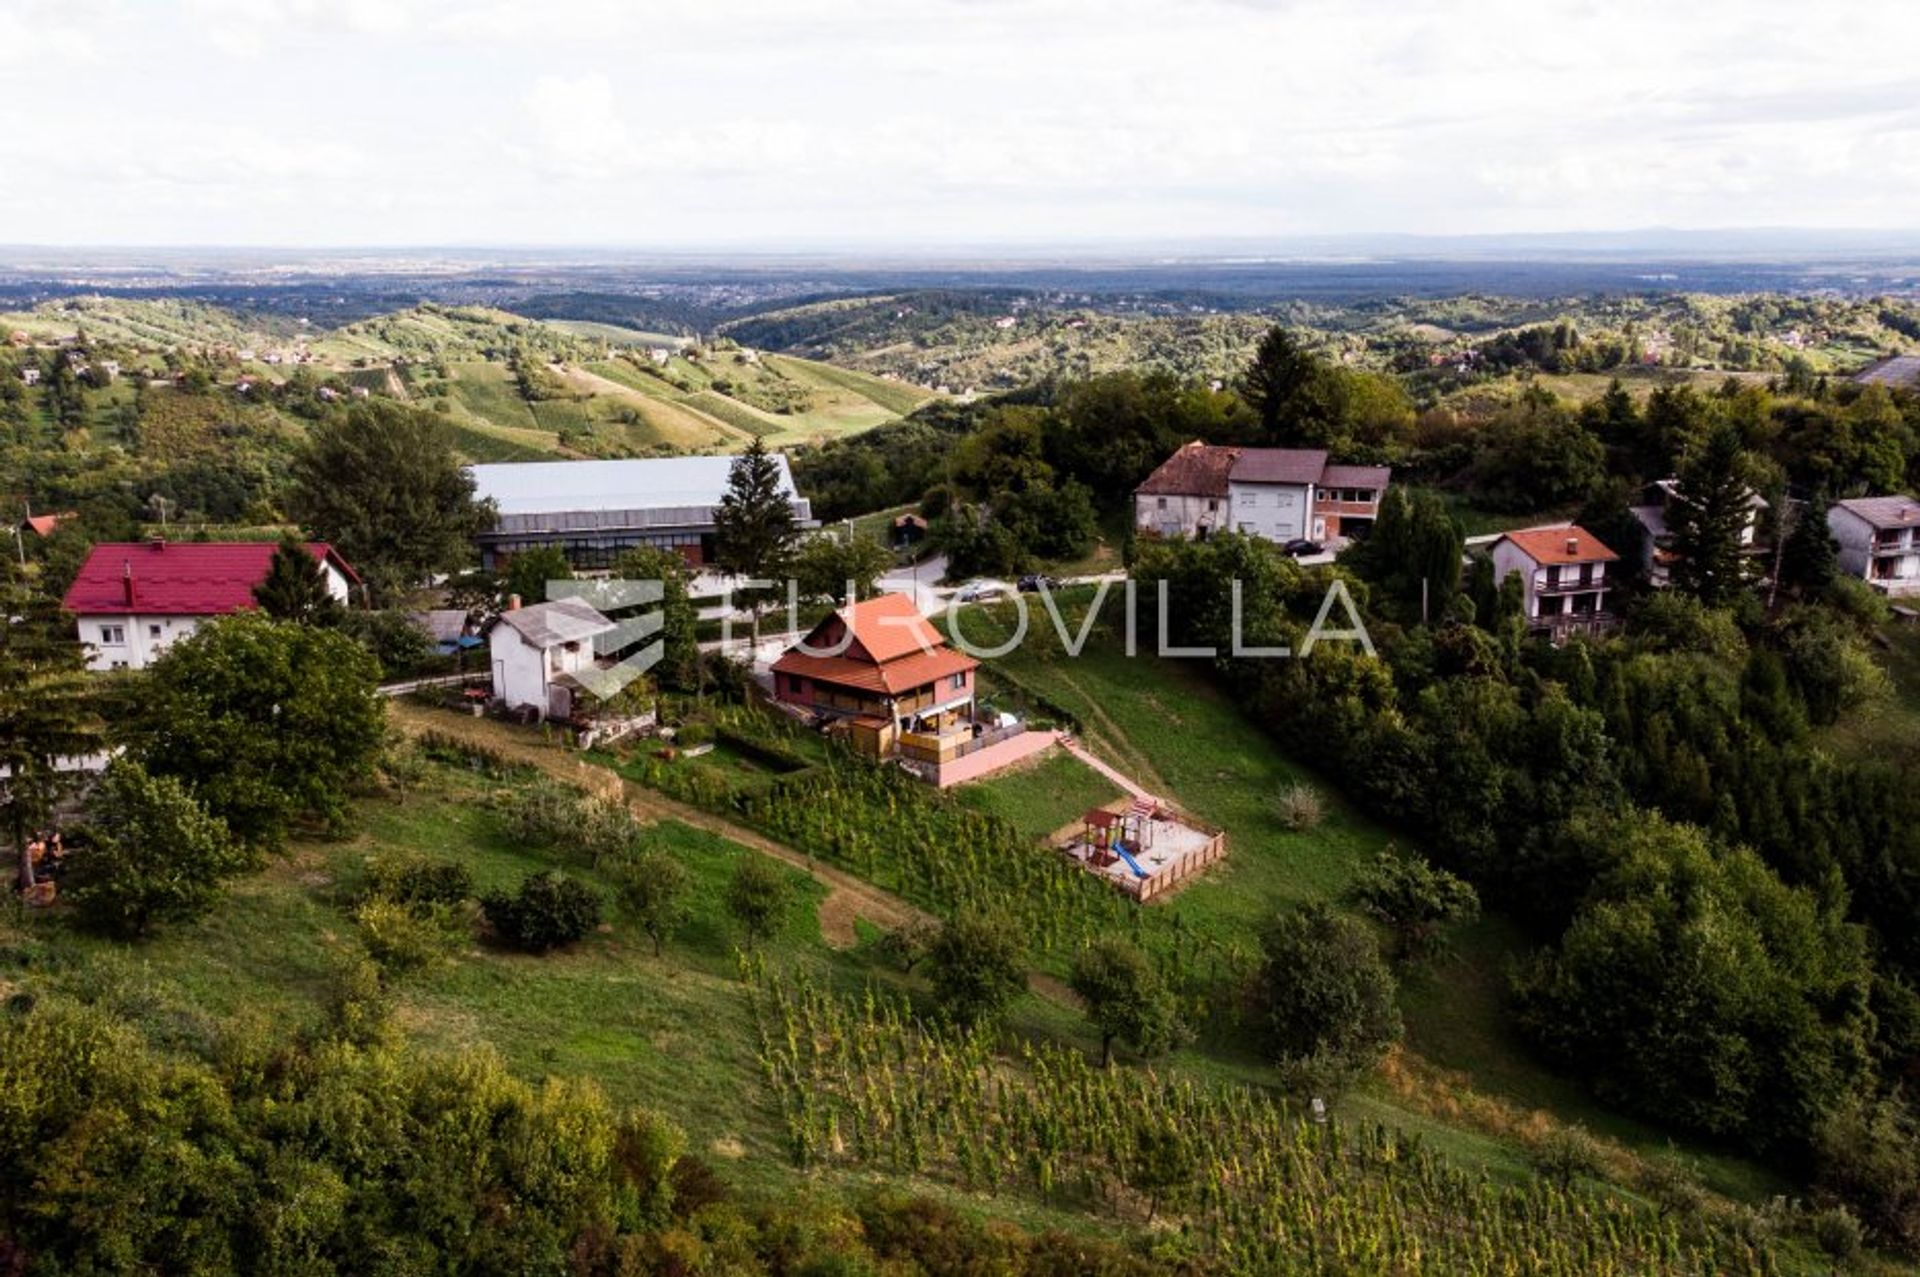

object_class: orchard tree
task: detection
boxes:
[0,584,101,891]
[724,854,792,949]
[1069,936,1188,1066]
[288,400,495,602]
[128,614,384,847]
[252,533,344,624]
[712,436,798,645]
[927,909,1027,1032]
[612,849,691,957]
[65,760,252,937]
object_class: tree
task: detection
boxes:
[612,849,691,957]
[252,533,343,624]
[502,543,573,607]
[1780,490,1839,597]
[793,531,893,605]
[1669,422,1757,606]
[1241,326,1335,447]
[65,760,252,936]
[1350,845,1479,963]
[0,584,101,891]
[288,400,494,602]
[482,870,603,952]
[724,854,792,949]
[712,436,798,645]
[611,545,701,692]
[1254,903,1401,1084]
[128,614,385,847]
[1069,937,1187,1066]
[926,909,1027,1032]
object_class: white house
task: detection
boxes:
[62,539,358,671]
[1629,478,1770,588]
[487,597,616,721]
[1488,525,1620,640]
[1828,495,1920,596]
[1133,441,1390,546]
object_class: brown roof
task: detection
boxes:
[1229,448,1329,486]
[1497,525,1619,566]
[21,512,75,537]
[1319,464,1391,489]
[1834,495,1920,529]
[772,645,977,697]
[1135,441,1241,498]
[838,592,946,663]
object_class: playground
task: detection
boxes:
[1052,796,1225,903]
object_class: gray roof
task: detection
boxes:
[1229,448,1330,486]
[469,456,808,539]
[1320,463,1391,489]
[493,597,616,648]
[1835,495,1920,529]
[1854,355,1920,387]
[408,609,472,643]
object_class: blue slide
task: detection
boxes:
[1111,841,1149,879]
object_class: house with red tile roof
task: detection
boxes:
[62,538,358,670]
[1133,441,1390,545]
[1489,526,1619,640]
[771,593,982,763]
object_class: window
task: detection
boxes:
[1241,493,1257,507]
[149,624,162,639]
[110,660,128,670]
[949,673,966,690]
[1207,499,1218,512]
[1156,497,1167,510]
[100,625,125,645]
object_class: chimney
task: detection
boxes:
[122,560,134,608]
[505,594,522,611]
[1565,536,1579,556]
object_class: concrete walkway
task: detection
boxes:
[1058,734,1156,801]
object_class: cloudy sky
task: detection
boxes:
[1,0,1917,247]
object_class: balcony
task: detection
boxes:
[1535,576,1604,596]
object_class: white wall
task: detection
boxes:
[76,613,203,671]
[1134,493,1225,539]
[1227,481,1311,543]
[489,628,551,714]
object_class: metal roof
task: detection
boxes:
[493,597,616,648]
[469,455,807,525]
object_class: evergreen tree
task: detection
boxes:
[252,534,343,624]
[1241,325,1334,446]
[712,436,798,646]
[1780,491,1839,597]
[1668,423,1755,607]
[0,583,101,890]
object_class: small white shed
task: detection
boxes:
[488,597,616,721]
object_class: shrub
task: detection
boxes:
[360,849,473,910]
[675,721,714,749]
[1272,782,1323,832]
[502,783,583,846]
[1809,1205,1864,1266]
[927,909,1028,1032]
[1527,1124,1606,1190]
[65,760,253,938]
[1253,903,1400,1087]
[483,871,604,952]
[354,898,466,976]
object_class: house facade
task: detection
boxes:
[1488,526,1619,640]
[1629,478,1769,588]
[771,593,982,763]
[1828,495,1920,596]
[487,597,616,721]
[468,455,815,571]
[62,539,357,671]
[1133,441,1389,546]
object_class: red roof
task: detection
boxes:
[1497,526,1619,567]
[62,540,359,617]
[21,512,75,537]
[772,592,978,697]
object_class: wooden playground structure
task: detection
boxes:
[1053,796,1225,903]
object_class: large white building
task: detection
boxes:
[1133,441,1389,546]
[62,539,357,671]
[1828,495,1920,596]
[468,455,815,571]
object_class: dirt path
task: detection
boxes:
[388,702,931,948]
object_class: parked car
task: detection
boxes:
[1017,574,1061,593]
[1283,539,1324,558]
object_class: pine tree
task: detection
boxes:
[1667,423,1755,607]
[0,582,102,890]
[252,534,344,624]
[713,436,799,646]
[1779,491,1839,598]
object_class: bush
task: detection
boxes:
[360,849,473,910]
[675,721,714,749]
[483,871,604,952]
[1253,903,1400,1087]
[1272,782,1323,832]
[1809,1205,1864,1266]
[503,783,583,846]
[354,898,466,976]
[1527,1124,1606,1189]
[927,909,1028,1032]
[65,760,254,938]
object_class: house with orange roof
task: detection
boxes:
[771,593,984,762]
[1488,525,1620,640]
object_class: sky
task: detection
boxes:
[1,0,1918,248]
